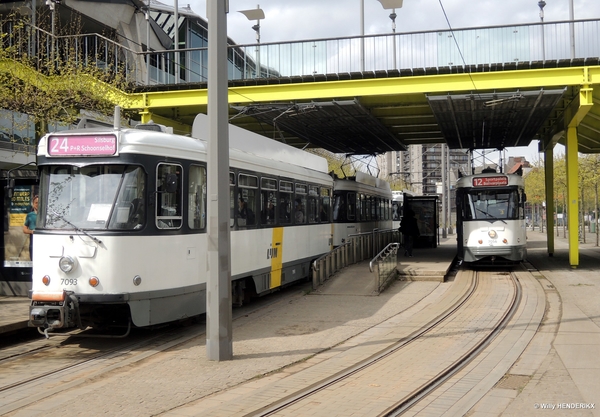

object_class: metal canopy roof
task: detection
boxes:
[427,89,566,150]
[230,89,565,154]
[232,100,406,155]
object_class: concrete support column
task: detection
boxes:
[566,126,579,268]
[206,0,232,361]
[544,147,554,256]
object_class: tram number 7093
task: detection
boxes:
[60,279,78,286]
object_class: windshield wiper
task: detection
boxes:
[475,208,507,224]
[50,209,103,245]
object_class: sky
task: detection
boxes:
[161,0,600,162]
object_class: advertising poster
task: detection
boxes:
[4,185,37,267]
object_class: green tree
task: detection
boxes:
[0,13,131,142]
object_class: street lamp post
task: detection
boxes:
[174,0,179,83]
[538,0,546,61]
[389,9,397,69]
[568,0,575,58]
[376,0,403,72]
[239,5,265,78]
[45,0,56,60]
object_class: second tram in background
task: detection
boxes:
[331,171,393,246]
[455,171,527,265]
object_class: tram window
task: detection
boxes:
[320,188,331,222]
[156,163,182,229]
[466,190,519,221]
[260,177,277,225]
[372,196,378,220]
[347,192,356,221]
[294,183,307,224]
[367,196,374,221]
[392,201,399,221]
[238,173,258,227]
[332,193,345,222]
[279,180,293,224]
[364,194,371,221]
[41,165,146,231]
[383,199,388,221]
[307,185,319,224]
[230,172,235,228]
[107,166,146,230]
[188,165,207,230]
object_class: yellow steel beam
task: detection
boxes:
[568,87,594,127]
[121,66,600,110]
[544,147,554,256]
[136,110,192,135]
[566,126,579,268]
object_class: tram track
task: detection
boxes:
[0,324,203,415]
[0,284,305,416]
[238,269,521,417]
[381,270,521,416]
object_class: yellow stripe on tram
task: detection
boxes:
[269,227,284,289]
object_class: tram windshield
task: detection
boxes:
[463,189,519,221]
[39,165,146,230]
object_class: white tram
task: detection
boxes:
[331,171,393,246]
[28,117,392,334]
[455,172,527,265]
[29,120,333,333]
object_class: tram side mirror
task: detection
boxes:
[164,173,178,193]
[522,193,527,203]
[4,178,15,199]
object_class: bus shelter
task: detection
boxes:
[404,195,439,248]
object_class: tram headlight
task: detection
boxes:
[488,230,497,239]
[59,255,77,273]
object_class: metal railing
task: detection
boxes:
[2,19,600,88]
[311,228,398,290]
[1,22,142,85]
[369,243,400,294]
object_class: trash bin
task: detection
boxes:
[591,222,596,233]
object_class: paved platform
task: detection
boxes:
[0,296,30,334]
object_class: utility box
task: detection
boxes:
[404,195,438,248]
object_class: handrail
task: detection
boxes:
[348,227,397,239]
[369,242,400,293]
[311,241,351,270]
[311,228,399,290]
[369,242,400,273]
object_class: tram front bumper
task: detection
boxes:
[29,291,79,330]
